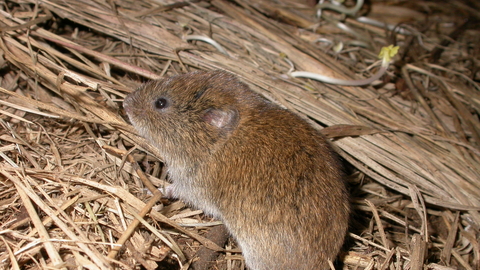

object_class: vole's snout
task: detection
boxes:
[123,91,152,125]
[123,93,137,115]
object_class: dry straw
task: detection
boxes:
[0,0,479,269]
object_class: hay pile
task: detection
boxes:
[0,0,479,269]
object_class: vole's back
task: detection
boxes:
[199,104,349,270]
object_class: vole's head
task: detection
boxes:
[123,70,260,164]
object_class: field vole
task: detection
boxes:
[123,70,349,270]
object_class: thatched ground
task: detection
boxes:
[0,0,479,269]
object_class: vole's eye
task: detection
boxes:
[154,97,169,110]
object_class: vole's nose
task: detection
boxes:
[123,93,135,114]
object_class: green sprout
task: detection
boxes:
[290,45,399,86]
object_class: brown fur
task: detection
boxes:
[123,70,349,270]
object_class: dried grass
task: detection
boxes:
[0,0,479,269]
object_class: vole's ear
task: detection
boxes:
[202,108,239,129]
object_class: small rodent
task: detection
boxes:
[123,70,349,270]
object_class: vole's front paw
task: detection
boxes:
[160,184,176,199]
